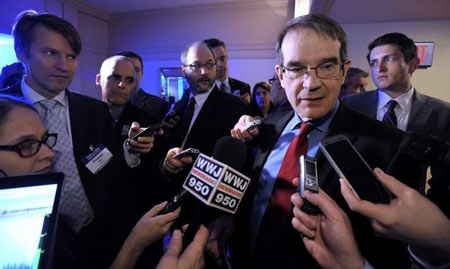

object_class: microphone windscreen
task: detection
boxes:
[213,136,247,170]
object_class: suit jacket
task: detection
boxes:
[229,76,251,95]
[1,83,118,268]
[342,89,450,140]
[131,88,169,124]
[342,89,450,216]
[236,103,422,269]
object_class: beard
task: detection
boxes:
[191,75,214,94]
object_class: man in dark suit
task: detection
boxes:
[203,38,251,103]
[231,14,423,268]
[342,32,450,140]
[1,10,153,268]
[118,51,169,123]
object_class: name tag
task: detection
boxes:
[81,144,113,174]
[121,124,130,136]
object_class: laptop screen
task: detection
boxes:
[0,173,62,269]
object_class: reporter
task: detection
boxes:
[111,201,181,269]
[0,95,55,176]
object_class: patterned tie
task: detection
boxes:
[382,100,398,128]
[255,123,312,256]
[36,99,94,233]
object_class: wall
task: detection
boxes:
[109,0,293,96]
[343,20,450,102]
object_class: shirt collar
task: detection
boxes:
[378,86,415,111]
[189,84,214,105]
[215,77,230,88]
[21,76,68,107]
[284,100,340,133]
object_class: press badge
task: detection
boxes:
[81,144,113,174]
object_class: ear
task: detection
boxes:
[275,65,285,88]
[340,59,352,85]
[408,57,420,74]
[15,47,28,63]
[181,65,186,77]
[95,74,101,86]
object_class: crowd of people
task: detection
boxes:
[0,8,449,269]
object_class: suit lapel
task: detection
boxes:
[185,87,219,141]
[407,91,433,133]
[67,90,88,159]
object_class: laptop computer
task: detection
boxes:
[0,172,63,269]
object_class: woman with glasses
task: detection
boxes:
[0,94,56,177]
[250,82,274,118]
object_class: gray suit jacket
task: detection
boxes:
[342,89,450,141]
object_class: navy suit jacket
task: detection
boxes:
[236,103,422,268]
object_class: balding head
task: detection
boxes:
[181,42,217,95]
[96,55,136,106]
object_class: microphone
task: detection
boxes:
[162,136,250,250]
[160,136,248,215]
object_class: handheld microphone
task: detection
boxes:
[162,136,249,250]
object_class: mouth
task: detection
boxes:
[36,165,52,174]
[300,96,324,102]
[50,75,70,79]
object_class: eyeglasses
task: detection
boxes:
[0,133,57,157]
[282,62,343,80]
[183,61,216,70]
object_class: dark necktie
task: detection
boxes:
[255,123,312,254]
[220,83,227,92]
[174,97,196,147]
[382,100,398,128]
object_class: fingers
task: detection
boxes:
[128,121,141,137]
[373,168,409,197]
[146,201,168,217]
[291,193,318,238]
[165,229,183,258]
[340,178,387,221]
[164,148,188,174]
[231,115,258,141]
[292,177,300,188]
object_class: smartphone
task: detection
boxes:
[244,119,262,132]
[173,148,200,159]
[299,155,321,215]
[131,124,162,140]
[320,135,392,204]
[159,189,187,215]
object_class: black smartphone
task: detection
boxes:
[299,155,321,215]
[159,189,187,215]
[173,148,200,159]
[319,135,392,204]
[131,124,162,140]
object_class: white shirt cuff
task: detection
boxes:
[123,140,141,168]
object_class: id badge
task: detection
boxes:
[81,144,113,174]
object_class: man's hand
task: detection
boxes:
[161,113,181,129]
[291,178,365,269]
[127,122,161,154]
[111,202,180,269]
[156,225,209,269]
[205,215,235,265]
[163,147,194,175]
[231,115,259,142]
[341,168,450,251]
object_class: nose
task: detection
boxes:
[39,143,55,161]
[56,55,70,71]
[118,79,126,88]
[302,71,321,92]
[377,60,387,72]
[200,67,209,75]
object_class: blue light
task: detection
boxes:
[0,33,18,70]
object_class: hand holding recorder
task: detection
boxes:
[231,115,261,142]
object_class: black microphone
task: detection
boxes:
[169,136,249,250]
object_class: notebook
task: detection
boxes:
[0,172,63,269]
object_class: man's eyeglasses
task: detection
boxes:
[183,61,216,70]
[0,133,57,157]
[282,62,343,80]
